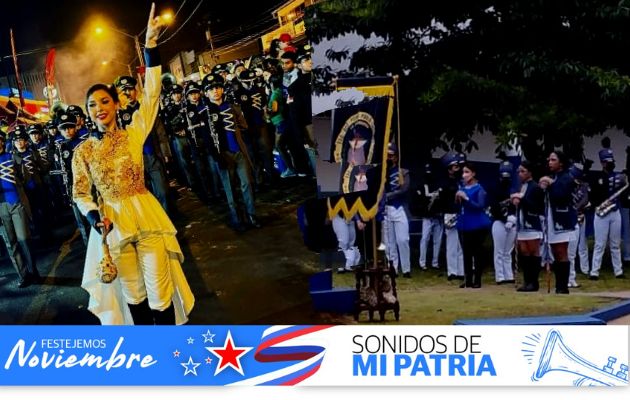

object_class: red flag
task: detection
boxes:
[45,49,56,109]
[9,29,25,108]
[45,48,56,85]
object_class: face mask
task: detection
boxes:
[386,159,394,168]
[606,162,616,172]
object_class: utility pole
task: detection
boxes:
[205,21,217,63]
[134,35,145,66]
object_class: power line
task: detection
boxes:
[158,0,205,45]
[158,0,188,39]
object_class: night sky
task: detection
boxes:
[0,0,282,70]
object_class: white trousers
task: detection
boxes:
[621,207,630,261]
[116,235,174,311]
[420,217,443,268]
[491,220,516,282]
[384,205,410,273]
[591,210,623,277]
[568,222,590,278]
[332,215,360,268]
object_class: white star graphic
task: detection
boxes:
[202,329,216,343]
[187,337,194,344]
[206,330,252,376]
[180,356,201,376]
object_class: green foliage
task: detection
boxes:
[307,0,630,161]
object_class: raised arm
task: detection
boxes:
[126,3,165,144]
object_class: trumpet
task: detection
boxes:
[595,182,629,217]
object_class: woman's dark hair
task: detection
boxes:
[269,39,281,59]
[550,150,570,169]
[269,73,282,90]
[85,83,120,107]
[462,162,478,175]
[519,160,533,173]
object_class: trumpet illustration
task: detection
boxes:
[533,330,628,386]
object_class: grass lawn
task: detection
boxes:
[332,264,629,324]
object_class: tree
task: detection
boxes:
[307,0,630,164]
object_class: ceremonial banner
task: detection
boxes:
[0,325,626,386]
[326,77,395,221]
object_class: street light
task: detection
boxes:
[94,12,173,67]
[101,59,133,76]
[95,25,144,66]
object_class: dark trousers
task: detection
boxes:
[460,228,488,287]
[143,153,170,213]
[0,202,38,280]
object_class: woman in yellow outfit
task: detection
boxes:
[72,3,194,325]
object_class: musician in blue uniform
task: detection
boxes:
[489,161,517,284]
[418,163,443,270]
[540,151,577,294]
[27,124,53,168]
[567,163,590,288]
[66,105,90,140]
[115,75,171,212]
[56,111,91,246]
[513,160,545,292]
[590,147,626,279]
[184,81,216,202]
[383,143,411,277]
[205,74,260,230]
[12,126,51,240]
[438,152,464,281]
[456,162,491,288]
[0,131,41,288]
[236,69,274,187]
[162,84,198,191]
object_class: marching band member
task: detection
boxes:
[539,151,576,294]
[489,161,517,284]
[568,163,590,287]
[590,146,627,280]
[418,163,443,270]
[513,160,545,292]
[438,152,464,281]
[383,143,411,278]
[456,162,491,288]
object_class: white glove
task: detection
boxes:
[505,215,517,231]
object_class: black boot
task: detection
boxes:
[128,299,154,325]
[517,256,532,291]
[248,214,261,228]
[554,261,570,294]
[152,302,176,325]
[531,256,541,291]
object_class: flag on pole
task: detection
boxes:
[9,29,25,109]
[44,48,56,109]
[326,77,396,221]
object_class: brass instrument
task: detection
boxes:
[595,182,629,217]
[444,213,458,229]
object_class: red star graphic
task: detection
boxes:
[206,331,252,376]
[205,357,212,364]
[173,350,180,358]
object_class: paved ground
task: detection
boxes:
[0,177,345,325]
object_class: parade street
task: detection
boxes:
[0,178,333,325]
